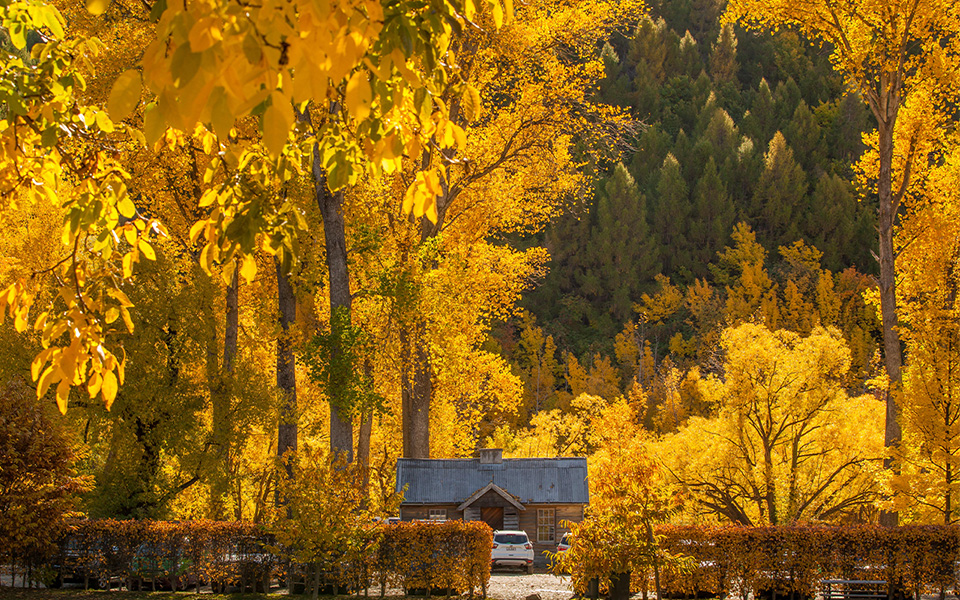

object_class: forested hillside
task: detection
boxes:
[518,1,875,356]
[492,0,881,433]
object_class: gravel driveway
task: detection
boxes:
[486,571,574,600]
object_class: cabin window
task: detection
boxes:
[429,508,447,520]
[537,508,555,543]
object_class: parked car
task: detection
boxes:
[556,532,571,555]
[491,530,534,574]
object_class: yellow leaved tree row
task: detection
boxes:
[0,0,510,411]
[723,0,960,524]
[367,0,644,458]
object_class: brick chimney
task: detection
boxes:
[479,448,503,464]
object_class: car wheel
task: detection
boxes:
[527,565,534,575]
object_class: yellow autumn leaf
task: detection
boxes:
[109,288,134,307]
[188,17,222,52]
[86,0,110,15]
[452,123,467,150]
[122,251,135,279]
[345,70,373,122]
[189,220,206,244]
[262,102,291,157]
[102,370,118,410]
[462,84,482,121]
[87,372,103,399]
[490,0,503,28]
[240,255,257,283]
[118,194,136,218]
[56,378,70,414]
[143,102,165,146]
[14,307,28,333]
[107,69,142,123]
[138,239,156,261]
[442,121,456,147]
[37,366,57,398]
[31,353,45,382]
[120,306,134,333]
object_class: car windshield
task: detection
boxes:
[560,534,569,544]
[494,534,528,545]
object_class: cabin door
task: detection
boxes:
[480,506,504,530]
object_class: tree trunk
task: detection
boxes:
[210,268,238,519]
[276,258,298,481]
[876,111,903,528]
[401,322,432,458]
[764,445,778,525]
[313,144,354,462]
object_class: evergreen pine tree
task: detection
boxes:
[750,132,807,251]
[709,23,739,85]
[599,42,633,109]
[741,78,775,145]
[653,154,694,279]
[630,125,673,195]
[593,164,662,321]
[689,157,736,277]
[784,99,823,172]
[678,31,702,78]
[773,77,802,122]
[806,172,875,272]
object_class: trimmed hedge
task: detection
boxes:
[377,521,492,596]
[654,525,960,600]
[50,520,273,591]
[27,518,491,595]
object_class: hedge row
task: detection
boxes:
[653,525,960,600]
[48,520,274,591]
[376,521,492,596]
[26,519,491,595]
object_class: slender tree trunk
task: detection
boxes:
[764,446,777,525]
[224,268,239,371]
[276,258,298,480]
[401,321,432,458]
[358,410,372,491]
[358,358,374,491]
[313,144,354,462]
[876,112,904,528]
[210,268,238,519]
[946,460,952,525]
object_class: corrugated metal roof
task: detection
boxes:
[396,457,589,505]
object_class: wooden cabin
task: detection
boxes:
[396,449,589,562]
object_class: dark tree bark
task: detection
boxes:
[276,258,298,479]
[868,82,906,528]
[357,359,374,491]
[312,144,354,462]
[401,321,432,458]
[210,269,238,519]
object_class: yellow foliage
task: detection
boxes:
[659,323,884,525]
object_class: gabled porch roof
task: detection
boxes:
[456,482,526,512]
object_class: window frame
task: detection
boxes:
[537,508,556,543]
[428,508,447,521]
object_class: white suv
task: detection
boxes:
[491,530,535,574]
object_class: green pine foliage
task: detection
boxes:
[515,1,879,396]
